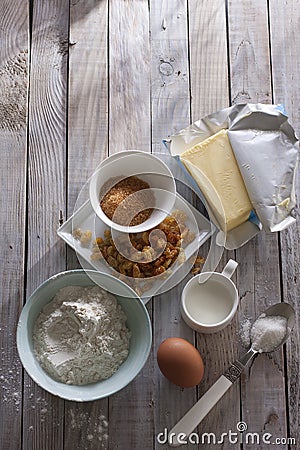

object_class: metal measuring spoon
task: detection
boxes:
[169,302,295,447]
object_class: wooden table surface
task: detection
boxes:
[1,1,299,449]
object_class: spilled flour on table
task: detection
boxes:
[69,408,108,450]
[0,325,22,413]
[239,317,252,348]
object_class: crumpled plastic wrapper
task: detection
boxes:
[166,103,299,233]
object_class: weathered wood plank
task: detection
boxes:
[149,2,198,449]
[22,1,69,449]
[107,2,154,449]
[66,0,109,268]
[153,282,197,450]
[108,0,151,154]
[0,1,29,449]
[0,2,299,450]
[64,2,109,449]
[228,0,272,105]
[236,238,287,449]
[188,1,241,447]
[189,0,229,121]
[150,0,190,154]
[269,0,300,446]
[67,0,109,214]
[228,1,287,448]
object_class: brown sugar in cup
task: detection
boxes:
[100,176,155,226]
[89,151,176,233]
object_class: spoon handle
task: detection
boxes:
[169,348,257,447]
[224,347,257,383]
[169,375,232,446]
[224,348,257,383]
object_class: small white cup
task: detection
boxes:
[181,259,239,333]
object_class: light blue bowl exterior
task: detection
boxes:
[17,270,152,401]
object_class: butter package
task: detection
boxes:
[180,129,253,232]
[164,104,298,249]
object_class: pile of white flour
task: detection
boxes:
[33,285,131,385]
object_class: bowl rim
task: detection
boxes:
[181,271,238,330]
[16,269,152,401]
[89,150,177,233]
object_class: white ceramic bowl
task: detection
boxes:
[89,151,176,233]
[17,270,152,401]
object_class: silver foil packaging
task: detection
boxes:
[166,103,299,248]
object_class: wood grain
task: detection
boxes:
[108,0,151,154]
[0,1,28,449]
[269,0,300,446]
[22,1,69,449]
[150,0,190,154]
[188,1,241,447]
[149,3,199,447]
[67,0,109,214]
[0,1,299,449]
[188,0,229,120]
[228,1,288,448]
[64,2,110,449]
[236,238,287,449]
[228,0,272,104]
[66,0,109,266]
[107,2,154,449]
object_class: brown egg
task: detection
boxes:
[157,337,204,388]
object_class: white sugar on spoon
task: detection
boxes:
[169,302,295,447]
[251,314,288,353]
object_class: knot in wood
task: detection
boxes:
[159,62,174,76]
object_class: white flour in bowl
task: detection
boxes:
[33,285,131,385]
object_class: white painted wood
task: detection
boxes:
[150,0,190,153]
[64,2,110,449]
[270,0,300,445]
[228,0,272,104]
[67,0,109,213]
[228,1,288,448]
[189,0,229,120]
[188,2,241,445]
[149,3,200,450]
[0,1,299,449]
[0,1,29,449]
[108,0,151,154]
[107,2,154,449]
[22,1,69,449]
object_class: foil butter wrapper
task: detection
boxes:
[165,103,299,249]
